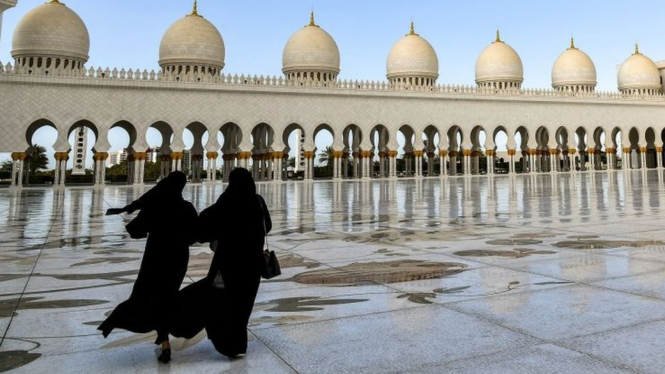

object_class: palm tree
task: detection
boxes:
[25,144,48,175]
[318,146,334,168]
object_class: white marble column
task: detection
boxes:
[388,150,397,178]
[508,150,516,174]
[10,152,24,188]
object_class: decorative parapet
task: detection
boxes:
[1,60,664,102]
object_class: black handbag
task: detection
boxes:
[259,197,280,279]
[261,248,281,279]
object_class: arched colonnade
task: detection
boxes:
[8,118,665,187]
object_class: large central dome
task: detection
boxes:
[12,0,90,67]
[386,23,439,86]
[282,13,340,81]
[551,38,597,92]
[475,31,523,89]
[159,3,225,74]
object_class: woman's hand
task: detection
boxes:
[106,208,125,216]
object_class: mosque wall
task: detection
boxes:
[2,74,665,154]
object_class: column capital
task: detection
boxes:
[11,152,26,161]
[206,151,219,159]
[528,149,538,155]
[94,152,109,161]
[485,150,495,156]
[237,151,252,160]
[361,150,373,158]
[568,148,577,155]
[462,149,472,157]
[507,149,516,156]
[549,149,559,155]
[413,150,424,157]
[171,152,184,160]
[657,147,663,153]
[332,151,344,158]
[54,152,70,161]
[622,147,631,154]
[639,147,647,153]
[303,151,316,159]
[272,151,285,159]
[387,150,398,158]
[606,148,616,154]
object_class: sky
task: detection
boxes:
[1,0,664,166]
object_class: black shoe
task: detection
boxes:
[157,348,171,363]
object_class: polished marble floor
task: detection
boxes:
[1,170,665,373]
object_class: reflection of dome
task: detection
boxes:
[12,0,90,69]
[386,22,439,86]
[618,44,661,95]
[282,12,340,82]
[475,30,523,89]
[552,38,597,92]
[159,3,225,75]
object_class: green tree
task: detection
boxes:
[25,145,49,175]
[0,160,12,173]
[106,160,128,176]
[318,146,334,168]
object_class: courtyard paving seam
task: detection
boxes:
[0,190,66,348]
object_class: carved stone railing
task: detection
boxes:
[1,61,663,101]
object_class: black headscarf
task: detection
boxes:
[129,171,187,213]
[224,168,256,197]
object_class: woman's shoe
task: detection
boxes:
[157,348,171,363]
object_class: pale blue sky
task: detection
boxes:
[0,0,662,165]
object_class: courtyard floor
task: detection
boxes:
[1,171,665,373]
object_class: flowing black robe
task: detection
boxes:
[99,197,198,341]
[171,190,271,357]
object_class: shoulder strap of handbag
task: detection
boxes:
[257,195,269,251]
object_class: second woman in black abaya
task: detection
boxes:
[98,171,197,363]
[171,168,271,359]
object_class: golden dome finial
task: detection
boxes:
[49,0,63,4]
[634,42,640,55]
[309,11,316,26]
[410,21,416,35]
[569,35,577,50]
[495,28,502,43]
[189,0,200,16]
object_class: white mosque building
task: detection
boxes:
[2,0,665,187]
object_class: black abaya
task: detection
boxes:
[171,168,271,358]
[99,172,197,343]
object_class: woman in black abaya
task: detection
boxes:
[193,167,272,358]
[98,171,197,363]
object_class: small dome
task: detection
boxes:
[386,23,439,82]
[618,45,661,93]
[552,38,597,89]
[159,5,225,71]
[282,13,340,76]
[475,31,523,87]
[12,0,90,63]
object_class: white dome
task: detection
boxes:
[475,32,523,86]
[159,10,225,70]
[552,39,596,89]
[11,0,90,62]
[618,46,661,92]
[282,14,340,75]
[386,24,439,81]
